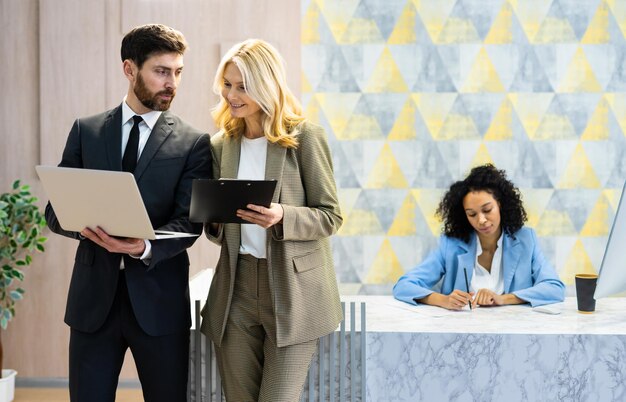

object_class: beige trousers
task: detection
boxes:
[215,254,318,402]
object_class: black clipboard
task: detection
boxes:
[189,179,277,224]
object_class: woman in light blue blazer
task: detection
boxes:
[394,164,564,310]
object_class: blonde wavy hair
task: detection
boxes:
[212,39,305,148]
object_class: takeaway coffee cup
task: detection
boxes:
[575,274,598,313]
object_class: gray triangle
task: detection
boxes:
[606,47,626,91]
[412,46,457,92]
[554,94,601,137]
[510,142,554,188]
[541,0,577,42]
[510,46,554,92]
[340,140,385,188]
[550,189,601,231]
[330,141,362,188]
[316,46,361,92]
[532,142,559,186]
[396,140,455,188]
[604,112,626,187]
[340,44,385,91]
[442,0,480,42]
[356,189,409,232]
[358,94,408,136]
[360,0,407,40]
[459,0,504,39]
[459,94,504,136]
[331,237,367,283]
[558,0,601,40]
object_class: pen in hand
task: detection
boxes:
[463,266,472,310]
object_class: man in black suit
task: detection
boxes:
[45,24,211,402]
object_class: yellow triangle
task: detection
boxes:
[338,209,385,236]
[558,47,603,93]
[414,93,457,139]
[519,189,554,229]
[605,93,626,135]
[533,15,578,44]
[339,18,385,44]
[607,0,626,39]
[533,110,577,140]
[561,239,597,286]
[580,193,613,236]
[604,188,621,210]
[388,2,419,44]
[582,1,611,44]
[302,1,322,44]
[388,194,418,236]
[342,112,385,140]
[558,143,602,189]
[534,209,578,236]
[318,0,360,43]
[437,16,481,44]
[509,93,555,139]
[304,94,322,125]
[337,188,361,219]
[437,111,481,140]
[301,71,313,94]
[388,97,418,140]
[364,48,409,93]
[469,143,494,167]
[365,144,409,189]
[316,93,361,139]
[411,189,445,236]
[484,97,515,140]
[581,96,610,140]
[460,47,505,93]
[484,2,515,44]
[417,0,457,43]
[364,239,405,284]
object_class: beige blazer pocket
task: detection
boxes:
[293,248,323,273]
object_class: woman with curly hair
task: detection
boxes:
[393,164,564,310]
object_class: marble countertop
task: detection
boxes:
[340,295,626,335]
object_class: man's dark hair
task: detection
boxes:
[121,24,187,69]
[436,164,527,243]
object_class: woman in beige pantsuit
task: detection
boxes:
[200,39,343,402]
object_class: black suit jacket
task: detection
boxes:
[45,104,212,336]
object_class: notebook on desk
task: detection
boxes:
[189,179,277,224]
[35,165,198,240]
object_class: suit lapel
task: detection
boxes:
[134,112,173,180]
[503,234,522,293]
[264,141,285,202]
[456,235,476,290]
[104,106,123,171]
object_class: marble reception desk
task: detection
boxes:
[190,271,626,402]
[347,296,626,402]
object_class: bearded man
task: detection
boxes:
[44,24,211,402]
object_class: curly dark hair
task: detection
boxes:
[436,164,527,243]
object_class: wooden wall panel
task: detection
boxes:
[2,0,301,381]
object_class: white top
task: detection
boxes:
[121,98,162,159]
[470,233,504,294]
[237,135,268,258]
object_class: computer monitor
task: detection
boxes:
[594,180,626,298]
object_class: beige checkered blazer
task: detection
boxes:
[200,121,343,347]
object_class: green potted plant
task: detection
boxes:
[0,180,47,401]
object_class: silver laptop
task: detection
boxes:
[35,165,198,240]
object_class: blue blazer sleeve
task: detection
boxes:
[509,229,565,307]
[392,236,449,305]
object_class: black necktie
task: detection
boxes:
[122,115,143,173]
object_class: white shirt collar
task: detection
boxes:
[121,96,162,130]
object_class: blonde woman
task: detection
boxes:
[200,39,343,401]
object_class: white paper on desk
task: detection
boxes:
[382,299,460,317]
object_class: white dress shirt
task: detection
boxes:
[470,233,504,294]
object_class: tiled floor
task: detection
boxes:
[15,388,143,402]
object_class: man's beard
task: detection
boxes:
[134,73,175,111]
